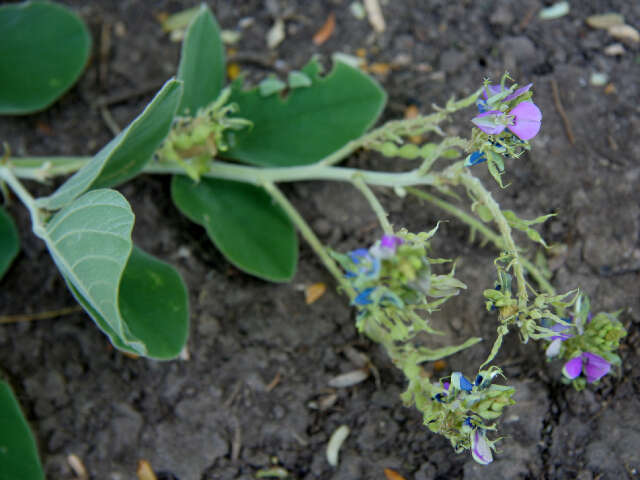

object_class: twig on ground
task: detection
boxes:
[0,306,82,324]
[550,78,575,145]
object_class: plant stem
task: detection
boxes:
[261,181,357,300]
[352,175,393,235]
[0,306,82,324]
[406,187,555,295]
[10,156,439,189]
[0,166,45,236]
[457,171,528,303]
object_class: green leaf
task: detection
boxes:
[177,3,225,115]
[223,59,387,167]
[0,1,90,115]
[0,207,20,279]
[39,189,145,354]
[171,176,298,282]
[65,246,190,360]
[118,247,189,359]
[413,336,483,362]
[0,380,44,480]
[37,79,182,210]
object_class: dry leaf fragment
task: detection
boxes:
[327,425,350,466]
[433,359,447,372]
[384,468,407,480]
[368,62,391,75]
[608,24,640,44]
[604,83,616,95]
[305,282,327,304]
[267,18,285,49]
[137,460,158,480]
[313,13,336,45]
[364,0,386,33]
[67,454,88,480]
[603,43,625,56]
[227,62,241,80]
[586,13,625,29]
[328,368,369,387]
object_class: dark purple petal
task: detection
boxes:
[508,101,542,140]
[562,356,583,380]
[443,381,450,391]
[583,352,611,382]
[472,111,507,135]
[504,83,533,102]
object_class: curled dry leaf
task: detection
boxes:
[313,12,336,45]
[305,282,327,304]
[67,454,88,480]
[137,460,157,480]
[328,367,369,387]
[267,18,285,49]
[384,468,407,480]
[608,24,640,43]
[586,13,625,29]
[327,425,350,467]
[364,0,386,33]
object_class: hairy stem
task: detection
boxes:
[0,166,45,236]
[261,181,356,300]
[406,187,555,295]
[352,175,393,235]
[457,171,528,303]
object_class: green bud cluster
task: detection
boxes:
[156,87,251,180]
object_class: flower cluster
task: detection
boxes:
[465,76,542,171]
[543,294,627,389]
[332,228,467,340]
[402,366,515,465]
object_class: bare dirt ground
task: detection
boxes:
[1,1,639,479]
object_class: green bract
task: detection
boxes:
[0,1,90,115]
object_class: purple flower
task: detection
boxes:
[562,352,611,383]
[507,101,542,140]
[451,372,473,392]
[545,322,574,357]
[370,235,403,259]
[471,429,493,465]
[354,287,375,306]
[347,249,380,279]
[471,110,508,135]
[466,150,487,166]
[472,101,542,140]
[504,83,533,102]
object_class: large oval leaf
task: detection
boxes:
[0,207,20,280]
[65,247,190,360]
[37,79,183,211]
[223,59,387,167]
[171,176,298,282]
[177,4,225,115]
[39,189,144,354]
[0,1,90,115]
[118,247,189,359]
[0,380,44,480]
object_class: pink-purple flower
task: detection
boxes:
[472,101,542,140]
[562,352,611,383]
